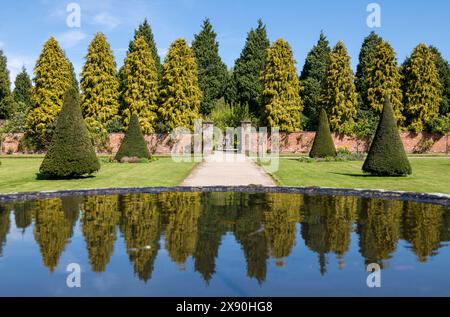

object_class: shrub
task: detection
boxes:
[309,108,336,158]
[39,87,100,178]
[115,113,151,161]
[362,97,412,176]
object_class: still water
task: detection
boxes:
[0,192,449,296]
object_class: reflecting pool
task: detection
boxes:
[0,192,449,296]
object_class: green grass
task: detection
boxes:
[0,157,197,194]
[260,158,450,194]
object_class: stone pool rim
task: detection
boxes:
[0,186,449,207]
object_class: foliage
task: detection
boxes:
[192,18,228,115]
[355,32,383,110]
[121,36,159,133]
[261,39,303,132]
[401,44,442,132]
[115,113,151,161]
[159,38,202,132]
[0,50,12,119]
[129,19,162,76]
[233,19,270,116]
[320,41,358,134]
[208,98,257,131]
[39,87,100,178]
[25,37,73,148]
[80,33,120,139]
[3,101,29,133]
[429,46,450,115]
[309,108,336,158]
[366,41,404,124]
[362,98,412,176]
[13,67,33,109]
[300,32,331,130]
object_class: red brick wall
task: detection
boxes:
[1,131,449,154]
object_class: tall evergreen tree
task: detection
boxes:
[0,49,13,119]
[81,33,120,136]
[363,97,411,176]
[121,36,159,133]
[366,41,404,124]
[300,32,331,130]
[25,37,73,148]
[429,46,450,115]
[261,39,303,132]
[401,44,442,132]
[355,32,383,110]
[129,19,162,76]
[159,39,202,131]
[192,18,228,115]
[39,87,100,178]
[320,41,358,133]
[13,67,33,108]
[233,19,270,116]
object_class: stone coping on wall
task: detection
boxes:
[0,186,449,207]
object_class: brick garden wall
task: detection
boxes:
[1,131,449,154]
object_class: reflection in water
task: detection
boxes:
[33,198,78,271]
[0,205,10,256]
[357,199,403,267]
[0,192,448,285]
[119,194,161,282]
[82,196,120,272]
[301,195,357,274]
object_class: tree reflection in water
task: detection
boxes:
[0,192,448,284]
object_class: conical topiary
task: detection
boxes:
[39,87,100,178]
[309,108,336,158]
[115,113,151,161]
[363,97,412,176]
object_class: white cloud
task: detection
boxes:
[56,30,87,49]
[92,12,120,30]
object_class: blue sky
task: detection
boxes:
[0,0,448,84]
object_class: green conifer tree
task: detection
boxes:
[159,39,202,131]
[355,32,383,110]
[192,18,228,115]
[233,19,270,116]
[261,39,303,132]
[401,44,442,132]
[429,46,450,115]
[320,41,358,133]
[121,36,159,133]
[363,97,411,176]
[300,32,331,130]
[81,33,120,136]
[39,87,100,178]
[0,49,13,119]
[366,41,404,124]
[129,19,162,76]
[115,113,151,161]
[309,108,336,158]
[25,37,73,148]
[13,67,33,108]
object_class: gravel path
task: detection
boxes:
[181,152,276,186]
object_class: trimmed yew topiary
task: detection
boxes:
[39,87,100,178]
[363,97,412,176]
[115,113,151,161]
[309,108,336,158]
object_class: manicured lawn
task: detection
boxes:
[261,158,450,194]
[0,157,197,193]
